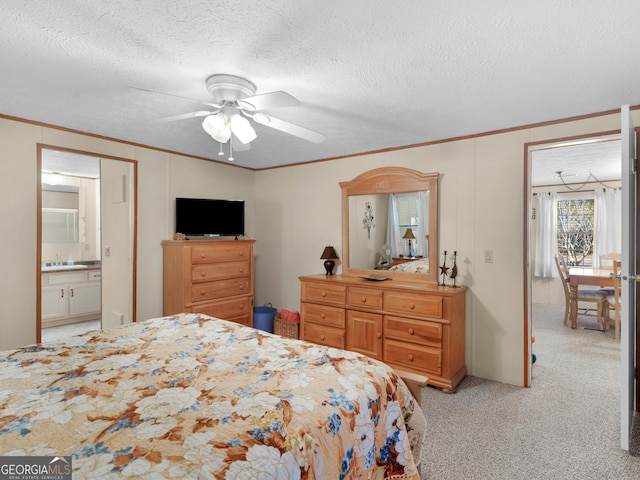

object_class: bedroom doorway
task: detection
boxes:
[525,125,639,450]
[37,146,137,342]
[526,133,622,379]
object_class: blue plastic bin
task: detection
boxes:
[253,305,277,333]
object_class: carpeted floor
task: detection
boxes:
[418,303,640,479]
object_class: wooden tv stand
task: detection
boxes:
[162,239,255,326]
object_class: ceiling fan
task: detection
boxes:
[157,74,325,159]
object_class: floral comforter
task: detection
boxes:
[388,258,429,274]
[0,313,425,479]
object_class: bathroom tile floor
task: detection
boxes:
[42,319,101,343]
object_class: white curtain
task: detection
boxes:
[594,188,621,266]
[386,194,401,257]
[386,192,428,258]
[535,192,557,277]
[416,190,429,257]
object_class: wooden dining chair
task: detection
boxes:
[597,252,621,296]
[554,254,608,329]
[598,252,621,270]
[604,259,622,340]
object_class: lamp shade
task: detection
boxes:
[202,114,231,143]
[229,114,257,144]
[403,228,416,240]
[320,246,339,259]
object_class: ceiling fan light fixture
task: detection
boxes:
[229,114,256,144]
[163,74,325,154]
[202,114,231,143]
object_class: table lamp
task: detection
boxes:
[403,228,416,257]
[321,246,339,275]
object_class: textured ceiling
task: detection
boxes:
[2,1,640,170]
[531,139,621,187]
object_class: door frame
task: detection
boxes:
[524,130,623,383]
[36,144,138,342]
[523,128,639,403]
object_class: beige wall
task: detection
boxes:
[254,109,639,387]
[0,117,255,350]
[2,109,637,387]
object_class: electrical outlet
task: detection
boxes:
[484,250,493,263]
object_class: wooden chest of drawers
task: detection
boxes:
[299,274,466,393]
[163,239,255,326]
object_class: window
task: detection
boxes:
[395,193,419,236]
[556,196,594,266]
[394,193,421,255]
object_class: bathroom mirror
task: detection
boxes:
[42,208,79,243]
[340,167,438,285]
[41,186,80,244]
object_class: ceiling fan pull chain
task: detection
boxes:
[228,135,234,162]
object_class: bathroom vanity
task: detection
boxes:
[41,265,101,327]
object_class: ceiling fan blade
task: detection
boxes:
[129,86,225,110]
[237,91,300,111]
[253,114,325,143]
[151,110,216,123]
[128,85,200,102]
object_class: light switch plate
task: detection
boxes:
[484,250,493,263]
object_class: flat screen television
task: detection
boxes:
[175,197,245,237]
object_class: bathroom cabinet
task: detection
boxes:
[41,269,101,326]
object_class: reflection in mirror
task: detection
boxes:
[348,191,429,269]
[41,185,80,244]
[341,167,438,285]
[42,208,79,243]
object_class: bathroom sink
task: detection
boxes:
[42,264,88,272]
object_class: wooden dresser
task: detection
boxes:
[163,239,255,326]
[299,274,466,393]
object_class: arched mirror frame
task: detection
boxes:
[340,167,439,285]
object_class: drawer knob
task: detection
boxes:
[239,269,245,274]
[321,291,327,297]
[408,328,415,335]
[200,290,206,296]
[200,253,206,258]
[408,354,414,361]
[377,332,381,339]
[321,313,326,319]
[321,335,325,341]
[361,296,367,303]
[200,272,207,277]
[409,303,416,310]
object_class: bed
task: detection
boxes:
[388,258,429,274]
[0,313,425,479]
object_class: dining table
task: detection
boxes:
[568,267,615,329]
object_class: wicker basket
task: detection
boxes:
[274,315,299,339]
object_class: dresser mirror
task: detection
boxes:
[340,167,439,285]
